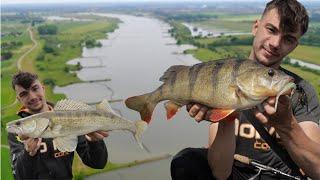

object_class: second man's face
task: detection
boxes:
[15,80,47,114]
[251,8,301,68]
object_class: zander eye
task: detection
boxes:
[268,69,275,77]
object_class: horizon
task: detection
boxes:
[4,0,320,5]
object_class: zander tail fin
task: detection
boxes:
[133,120,148,151]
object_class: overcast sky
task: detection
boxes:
[0,0,274,4]
[3,0,319,5]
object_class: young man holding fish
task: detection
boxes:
[171,0,320,179]
[7,72,109,179]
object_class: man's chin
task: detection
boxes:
[29,105,43,113]
[257,56,280,67]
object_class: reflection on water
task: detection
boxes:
[183,22,251,38]
[54,14,210,179]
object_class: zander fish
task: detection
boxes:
[125,58,295,124]
[6,99,148,152]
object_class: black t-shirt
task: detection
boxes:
[234,67,320,173]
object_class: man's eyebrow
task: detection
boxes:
[19,90,28,97]
[266,23,279,31]
[31,84,39,88]
[285,34,298,41]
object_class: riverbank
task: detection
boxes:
[74,154,171,180]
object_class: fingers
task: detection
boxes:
[254,109,269,124]
[186,103,195,112]
[187,104,209,122]
[195,106,208,122]
[96,130,109,137]
[24,138,42,156]
[262,102,276,115]
[265,97,276,105]
[188,104,201,117]
[86,131,109,142]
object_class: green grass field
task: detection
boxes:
[186,45,251,61]
[217,14,261,21]
[289,45,320,65]
[193,19,253,33]
[282,65,320,98]
[1,147,13,180]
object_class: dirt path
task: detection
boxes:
[17,25,38,71]
[2,26,38,111]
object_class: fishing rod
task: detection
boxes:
[234,154,301,180]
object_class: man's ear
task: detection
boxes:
[41,84,45,92]
[252,20,259,36]
[16,95,21,103]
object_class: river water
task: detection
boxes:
[53,14,209,179]
[182,22,251,38]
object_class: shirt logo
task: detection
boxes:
[235,119,280,151]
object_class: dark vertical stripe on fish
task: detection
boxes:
[188,63,205,97]
[211,61,224,91]
[231,59,244,83]
[168,70,177,92]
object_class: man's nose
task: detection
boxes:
[269,35,281,50]
[29,91,37,99]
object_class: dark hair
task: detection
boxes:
[12,72,38,90]
[263,0,309,35]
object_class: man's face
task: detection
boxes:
[15,80,47,113]
[251,8,302,68]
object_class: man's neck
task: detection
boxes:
[248,50,281,69]
[30,103,50,114]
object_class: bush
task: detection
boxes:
[43,44,55,53]
[36,53,45,61]
[37,24,58,35]
[64,66,69,73]
[43,78,55,87]
[1,51,13,60]
[85,39,102,48]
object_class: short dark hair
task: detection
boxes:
[263,0,309,35]
[12,72,38,90]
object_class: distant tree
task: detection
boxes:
[43,78,55,87]
[1,51,13,60]
[43,45,55,53]
[85,39,102,48]
[36,53,45,61]
[37,24,58,35]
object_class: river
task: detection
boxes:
[182,22,251,37]
[53,14,209,180]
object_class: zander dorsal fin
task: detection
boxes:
[96,99,120,116]
[53,135,78,152]
[54,99,93,111]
